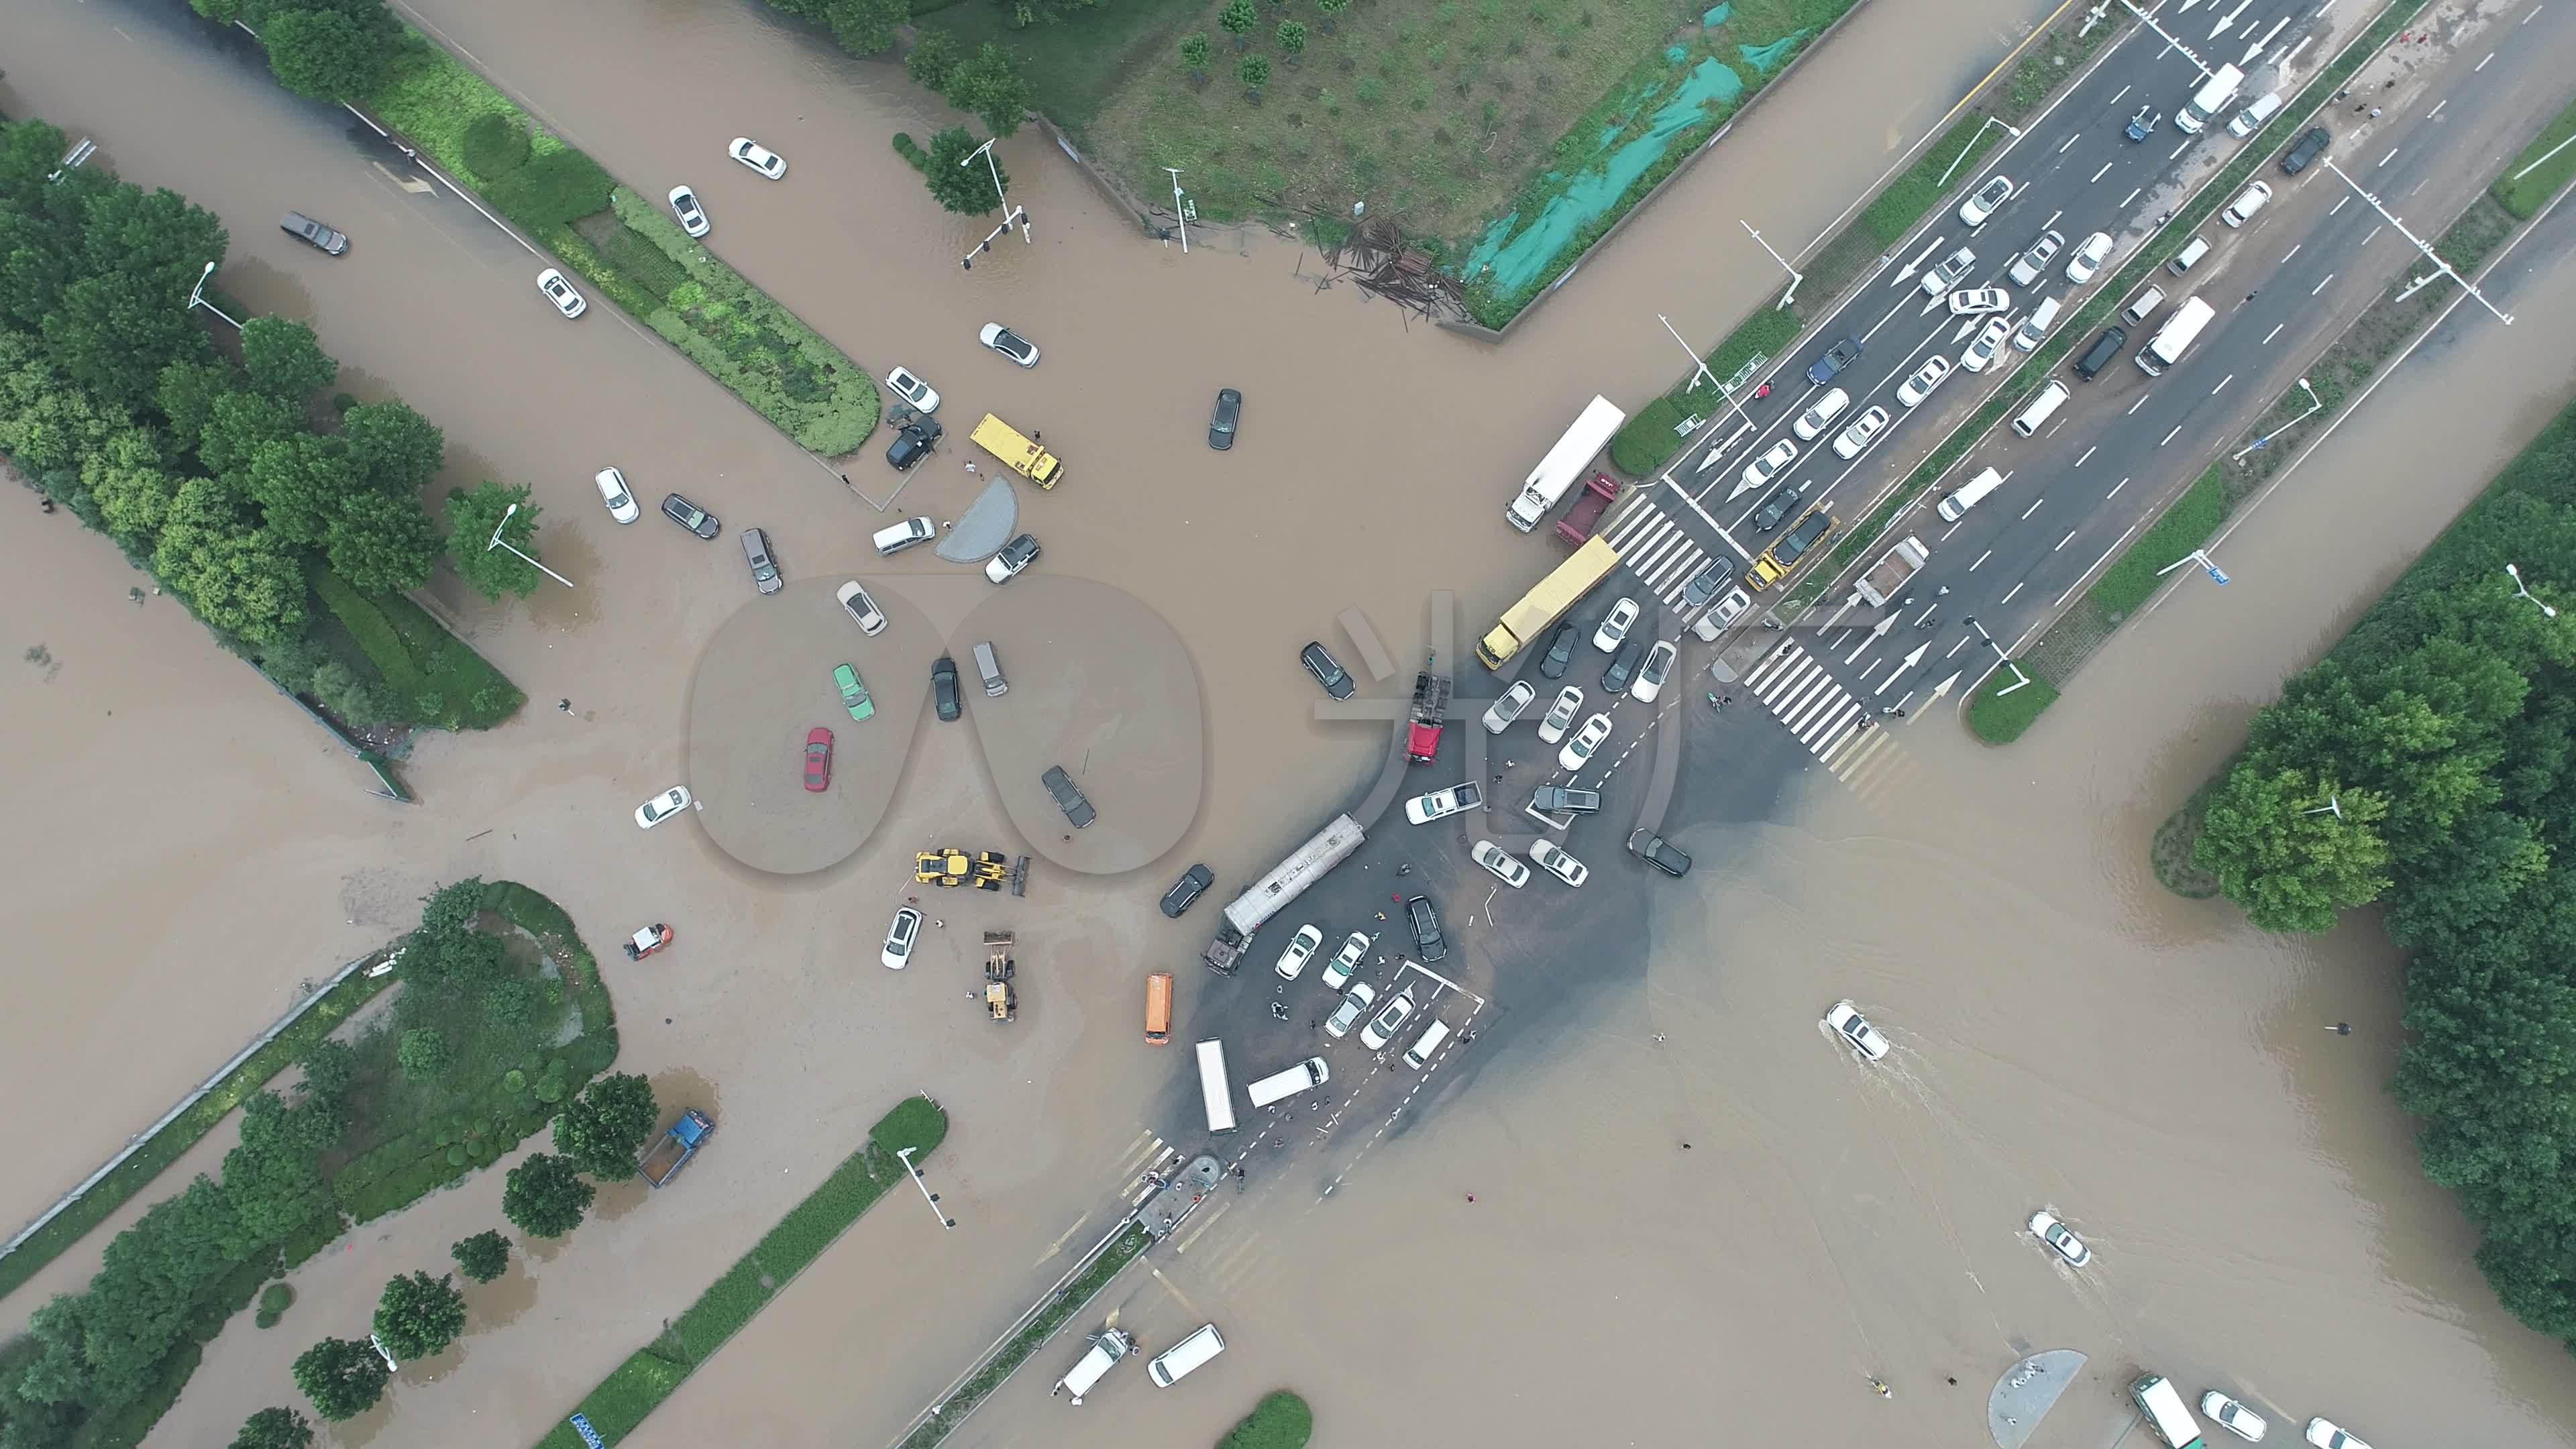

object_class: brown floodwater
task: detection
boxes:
[5,0,2573,1446]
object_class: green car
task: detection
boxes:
[833,663,874,722]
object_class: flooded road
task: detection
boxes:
[7,0,2574,1446]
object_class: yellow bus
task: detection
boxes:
[1477,535,1621,668]
[971,414,1062,488]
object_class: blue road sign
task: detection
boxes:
[2203,560,2231,586]
[570,1413,606,1449]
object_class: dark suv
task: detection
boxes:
[1161,863,1215,918]
[885,417,942,470]
[1538,621,1580,680]
[1805,337,1862,386]
[2280,126,2330,176]
[1404,894,1448,963]
[930,656,962,722]
[1629,829,1693,877]
[1301,641,1355,699]
[1042,766,1095,828]
[1603,638,1646,695]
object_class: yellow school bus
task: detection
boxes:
[971,414,1062,489]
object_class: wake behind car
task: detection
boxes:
[2027,1210,2090,1267]
[1042,765,1096,828]
[661,492,719,539]
[1161,864,1214,918]
[1823,999,1888,1060]
[728,137,786,178]
[1301,641,1356,699]
[280,211,347,255]
[536,268,585,318]
[979,323,1040,367]
[667,185,710,237]
[1404,894,1446,963]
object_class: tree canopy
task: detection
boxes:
[918,127,1012,217]
[373,1271,468,1361]
[451,1229,512,1283]
[290,1336,390,1421]
[552,1073,659,1179]
[502,1153,594,1238]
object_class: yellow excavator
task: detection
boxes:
[916,848,1009,891]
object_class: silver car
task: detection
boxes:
[1324,981,1379,1038]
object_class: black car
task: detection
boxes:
[1682,557,1736,608]
[1208,388,1243,450]
[1603,638,1645,695]
[280,210,348,256]
[1405,894,1447,963]
[1805,337,1861,386]
[1754,484,1804,532]
[1538,621,1580,680]
[1042,766,1096,829]
[931,656,962,722]
[2281,126,2330,176]
[661,492,719,539]
[1162,863,1215,918]
[1629,829,1693,877]
[1301,641,1355,700]
[885,417,943,471]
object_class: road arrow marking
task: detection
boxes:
[1874,643,1928,694]
[1924,669,1963,707]
[2210,0,2249,38]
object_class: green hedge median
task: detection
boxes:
[1219,1391,1316,1449]
[896,1220,1153,1449]
[1967,668,2059,743]
[2494,95,2576,218]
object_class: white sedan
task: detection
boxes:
[1359,987,1415,1050]
[1947,286,2011,316]
[1960,174,2013,227]
[1536,685,1584,743]
[2027,1210,2091,1267]
[1823,999,1889,1061]
[1320,931,1371,989]
[1960,315,2013,374]
[2065,230,2114,285]
[1593,597,1640,652]
[1896,354,1953,409]
[881,907,921,969]
[635,786,694,828]
[1482,680,1536,732]
[536,268,586,318]
[1558,712,1613,771]
[1831,405,1890,460]
[1324,980,1378,1038]
[593,467,639,523]
[667,184,710,237]
[1472,840,1530,888]
[1404,784,1483,824]
[1530,839,1589,887]
[885,366,939,415]
[729,137,787,178]
[2304,1420,2370,1449]
[835,580,887,635]
[2201,1392,2269,1442]
[1630,640,1678,704]
[1740,437,1798,494]
[1274,923,1325,981]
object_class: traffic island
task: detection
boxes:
[1218,1390,1316,1448]
[1986,1349,2085,1449]
[896,1221,1155,1448]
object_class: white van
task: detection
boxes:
[1245,1057,1329,1107]
[2221,180,2272,227]
[2167,236,2210,275]
[2226,91,2282,137]
[1792,388,1851,441]
[1056,1328,1134,1404]
[1403,1018,1452,1069]
[1937,467,2004,521]
[972,641,1008,696]
[872,516,937,555]
[2129,1373,2206,1448]
[2011,296,2061,353]
[2121,284,2165,325]
[2011,382,2070,438]
[1147,1323,1226,1387]
[2174,62,2243,134]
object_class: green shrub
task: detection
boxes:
[461,112,532,178]
[1219,1391,1316,1449]
[1969,669,2061,743]
[486,148,616,228]
[2089,466,2224,617]
[254,1281,293,1330]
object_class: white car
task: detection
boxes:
[1559,712,1613,771]
[1360,986,1417,1050]
[835,580,887,635]
[1472,840,1530,888]
[635,786,693,828]
[1823,999,1889,1061]
[2065,230,2114,285]
[1320,931,1371,989]
[1919,246,1976,297]
[1274,923,1325,981]
[1740,437,1798,493]
[728,137,786,178]
[2027,1210,2090,1267]
[1324,980,1378,1038]
[1960,315,2013,374]
[2202,1392,2269,1442]
[1631,640,1678,704]
[984,532,1040,584]
[1959,174,2012,227]
[1947,286,2010,316]
[2007,229,2063,288]
[593,467,639,523]
[881,907,921,969]
[1483,680,1537,732]
[1792,388,1850,441]
[1530,839,1588,887]
[1536,685,1584,743]
[885,366,939,415]
[979,323,1040,367]
[667,184,710,237]
[1831,406,1890,460]
[1593,597,1640,652]
[1896,355,1953,409]
[2304,1420,2369,1449]
[536,268,585,318]
[1404,783,1483,824]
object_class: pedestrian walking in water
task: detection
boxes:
[2245,291,2259,303]
[964,460,978,476]
[2370,106,2383,118]
[558,698,572,713]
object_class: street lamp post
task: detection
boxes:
[1163,166,1189,254]
[896,1146,955,1230]
[1656,314,1758,435]
[957,138,1031,271]
[486,502,574,589]
[1740,220,1804,309]
[1934,115,2024,190]
[2506,563,2558,618]
[2300,794,2345,820]
[2232,378,2322,462]
[2319,159,2513,325]
[184,261,244,329]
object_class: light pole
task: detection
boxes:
[1962,615,2037,696]
[486,502,574,588]
[1163,166,1189,254]
[2320,159,2513,325]
[2153,548,2232,588]
[2300,794,2345,820]
[896,1146,955,1230]
[1740,220,1804,309]
[1656,314,1758,435]
[2506,563,2558,618]
[184,261,243,329]
[957,138,1030,272]
[2232,378,2322,462]
[1935,115,2024,190]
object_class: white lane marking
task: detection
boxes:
[2330,195,2350,216]
[2160,425,2182,446]
[2119,185,2142,207]
[2075,445,2096,467]
[2476,51,2494,70]
[2377,146,2400,168]
[2262,321,2284,343]
[2106,475,2131,499]
[2108,83,2131,105]
[2000,580,2025,604]
[1970,549,1992,571]
[2058,132,2081,154]
[2364,225,2383,246]
[2212,374,2234,395]
[2525,5,2543,24]
[2090,160,2114,182]
[2279,244,2300,264]
[2428,99,2447,121]
[2311,272,2334,294]
[2055,529,2078,551]
[2019,495,2045,519]
[2128,393,2152,415]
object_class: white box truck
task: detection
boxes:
[2174,64,2244,135]
[2137,297,2217,376]
[1505,395,1627,531]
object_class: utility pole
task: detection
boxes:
[1163,166,1190,254]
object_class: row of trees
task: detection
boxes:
[2191,407,2576,1346]
[188,0,409,103]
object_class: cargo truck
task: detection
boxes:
[1201,814,1366,973]
[1851,536,1929,608]
[1505,395,1625,531]
[1552,473,1621,545]
[640,1109,714,1188]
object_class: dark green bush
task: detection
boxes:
[487,148,616,228]
[460,112,531,178]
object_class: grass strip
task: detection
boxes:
[2493,93,2576,218]
[1966,668,2059,743]
[895,1220,1154,1449]
[2088,466,2224,616]
[1218,1390,1316,1448]
[311,568,523,731]
[529,1097,950,1448]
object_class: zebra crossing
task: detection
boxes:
[1601,494,1732,614]
[1740,643,1915,800]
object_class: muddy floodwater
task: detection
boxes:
[6,0,2576,1445]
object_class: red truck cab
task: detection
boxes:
[1552,473,1620,545]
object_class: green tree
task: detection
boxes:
[326,487,442,594]
[262,8,396,101]
[230,1406,315,1449]
[1315,0,1348,32]
[942,44,1032,138]
[223,1091,334,1243]
[310,659,397,727]
[1218,0,1258,48]
[151,478,308,645]
[298,1038,359,1108]
[196,389,303,479]
[482,976,544,1028]
[373,1271,467,1361]
[83,443,183,549]
[39,184,226,408]
[553,1073,659,1180]
[502,1153,594,1238]
[188,0,252,22]
[2194,767,2393,933]
[444,480,544,600]
[1277,19,1307,64]
[1239,53,1272,97]
[239,316,339,400]
[451,1230,512,1283]
[291,1336,389,1421]
[1179,32,1212,83]
[396,1028,451,1080]
[824,0,910,54]
[918,127,1011,216]
[244,435,358,548]
[904,30,963,91]
[339,400,446,496]
[155,359,239,454]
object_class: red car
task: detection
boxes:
[802,727,833,791]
